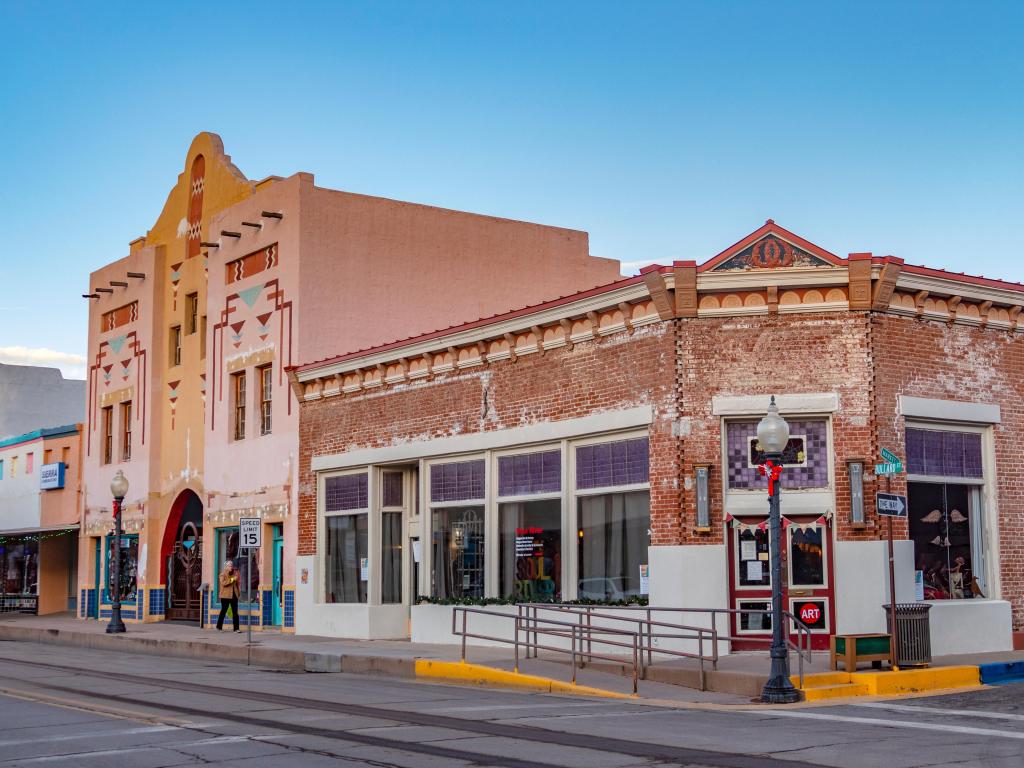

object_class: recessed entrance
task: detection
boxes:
[163,489,203,622]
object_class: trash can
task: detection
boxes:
[884,603,932,667]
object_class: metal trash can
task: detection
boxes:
[884,603,932,667]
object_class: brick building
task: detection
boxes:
[293,221,1022,654]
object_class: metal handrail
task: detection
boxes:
[518,603,720,690]
[452,605,642,693]
[518,603,814,688]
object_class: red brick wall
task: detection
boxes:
[676,312,875,544]
[872,314,1024,631]
[298,320,679,555]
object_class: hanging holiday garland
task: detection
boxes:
[0,528,76,545]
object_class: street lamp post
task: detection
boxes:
[106,470,129,634]
[758,396,800,704]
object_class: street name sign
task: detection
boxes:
[880,447,901,464]
[239,518,262,549]
[875,461,903,475]
[876,492,908,517]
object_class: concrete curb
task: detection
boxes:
[0,624,414,678]
[415,659,631,698]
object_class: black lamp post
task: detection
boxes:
[106,470,128,634]
[758,397,800,704]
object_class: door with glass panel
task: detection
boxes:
[728,519,834,651]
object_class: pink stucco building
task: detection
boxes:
[79,133,621,629]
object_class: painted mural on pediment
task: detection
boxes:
[713,236,832,271]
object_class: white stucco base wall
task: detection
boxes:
[411,604,517,647]
[833,542,1013,654]
[834,540,915,635]
[294,555,408,639]
[927,600,1013,655]
[649,544,730,655]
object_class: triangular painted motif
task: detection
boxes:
[238,285,263,308]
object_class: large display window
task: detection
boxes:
[577,491,650,601]
[500,499,562,600]
[906,426,989,600]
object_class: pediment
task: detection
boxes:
[712,234,833,271]
[699,221,845,273]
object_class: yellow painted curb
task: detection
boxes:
[794,665,981,699]
[414,659,632,699]
[800,683,871,701]
[850,665,980,695]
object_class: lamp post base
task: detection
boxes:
[106,610,126,634]
[761,675,801,704]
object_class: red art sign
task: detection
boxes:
[799,603,822,624]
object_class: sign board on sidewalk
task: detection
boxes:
[239,517,262,548]
[876,492,907,517]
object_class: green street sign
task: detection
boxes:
[875,461,903,476]
[880,447,901,464]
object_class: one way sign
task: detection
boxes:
[876,492,908,517]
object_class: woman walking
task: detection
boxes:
[217,559,241,632]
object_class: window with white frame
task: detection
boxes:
[906,425,990,600]
[575,437,650,601]
[381,471,404,604]
[498,449,562,601]
[429,459,485,599]
[323,472,369,603]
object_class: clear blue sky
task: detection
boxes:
[1,1,1021,378]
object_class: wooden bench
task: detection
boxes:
[830,633,892,671]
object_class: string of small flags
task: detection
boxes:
[724,512,831,532]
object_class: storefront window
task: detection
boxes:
[500,499,561,600]
[105,534,139,603]
[906,427,987,601]
[909,482,981,600]
[382,512,402,604]
[1,538,38,596]
[217,527,260,600]
[577,491,649,600]
[789,528,825,587]
[431,507,484,599]
[325,514,368,603]
[324,472,370,604]
[429,459,486,599]
[737,528,770,587]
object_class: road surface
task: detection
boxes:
[0,639,1020,767]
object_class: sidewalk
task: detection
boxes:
[1,613,1020,703]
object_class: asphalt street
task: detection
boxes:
[0,639,1020,768]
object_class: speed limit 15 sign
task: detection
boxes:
[239,518,262,549]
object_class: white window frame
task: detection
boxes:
[415,428,651,602]
[423,454,488,598]
[904,420,998,601]
[493,443,564,600]
[732,524,773,591]
[786,525,828,589]
[318,467,372,605]
[734,597,773,635]
[787,595,831,634]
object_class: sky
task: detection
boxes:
[1,1,1021,380]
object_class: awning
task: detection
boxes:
[0,524,79,537]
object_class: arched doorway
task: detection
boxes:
[163,489,203,622]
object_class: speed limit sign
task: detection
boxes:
[239,518,262,549]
